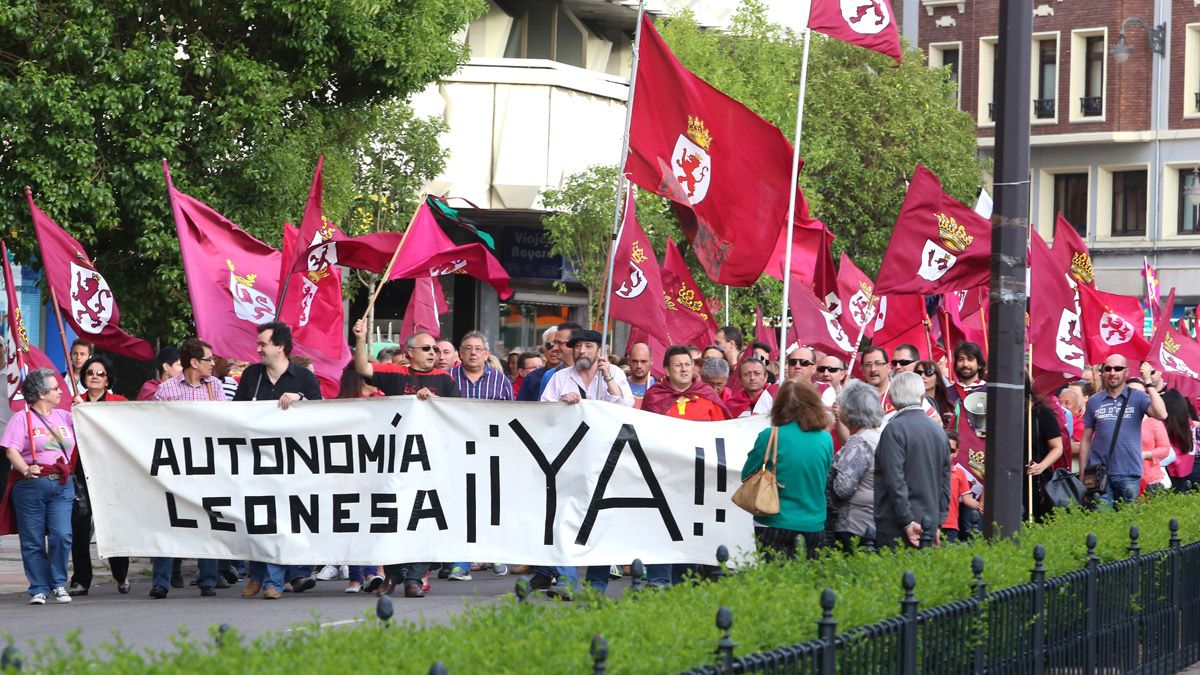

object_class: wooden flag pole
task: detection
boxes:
[47,287,79,400]
[360,196,426,324]
[1026,342,1034,522]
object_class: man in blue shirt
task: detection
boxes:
[1078,354,1167,505]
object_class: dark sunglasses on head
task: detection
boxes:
[891,358,916,367]
[413,344,436,352]
[787,358,813,367]
[1101,365,1127,373]
[816,365,843,373]
[917,367,937,377]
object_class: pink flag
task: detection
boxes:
[755,306,778,361]
[1147,290,1200,394]
[276,158,351,394]
[2,240,71,411]
[27,193,154,360]
[661,239,718,347]
[296,203,513,299]
[400,277,445,346]
[1077,284,1150,364]
[165,162,282,363]
[787,282,857,361]
[610,186,672,345]
[808,0,902,64]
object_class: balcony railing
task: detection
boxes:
[1080,96,1102,117]
[1195,91,1199,112]
[1033,98,1055,119]
[987,102,995,122]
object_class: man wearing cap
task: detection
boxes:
[540,329,633,406]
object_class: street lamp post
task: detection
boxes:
[1110,17,1166,63]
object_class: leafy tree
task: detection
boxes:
[0,0,482,343]
[544,0,982,336]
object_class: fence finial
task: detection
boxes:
[1128,525,1141,557]
[1,645,22,671]
[715,545,730,580]
[902,570,916,596]
[514,577,532,603]
[376,595,394,625]
[216,623,233,647]
[428,662,448,675]
[1086,532,1098,560]
[1031,544,1046,584]
[971,555,986,598]
[1169,518,1180,549]
[590,634,609,674]
[631,559,646,591]
[716,606,736,671]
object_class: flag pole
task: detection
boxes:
[23,186,78,399]
[360,196,426,323]
[923,318,934,360]
[778,27,812,375]
[1,239,41,465]
[724,286,730,325]
[598,1,646,358]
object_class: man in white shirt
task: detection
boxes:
[540,330,633,406]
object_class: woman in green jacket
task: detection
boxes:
[741,379,834,561]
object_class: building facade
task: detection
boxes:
[915,0,1200,315]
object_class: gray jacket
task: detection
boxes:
[873,407,951,537]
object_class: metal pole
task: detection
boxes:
[983,0,1033,539]
[778,28,812,375]
[724,286,730,325]
[598,1,645,358]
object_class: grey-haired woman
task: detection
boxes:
[1,368,76,604]
[828,380,883,551]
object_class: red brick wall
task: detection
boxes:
[1170,0,1200,129]
[917,0,1155,138]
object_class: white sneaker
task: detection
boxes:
[315,565,342,581]
[51,587,72,603]
[609,564,623,580]
[447,566,472,581]
[30,593,46,605]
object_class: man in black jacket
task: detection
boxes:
[874,371,951,549]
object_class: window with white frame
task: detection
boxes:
[1053,173,1089,236]
[1110,170,1147,237]
[1069,29,1106,121]
[1033,36,1057,120]
[978,37,998,125]
[1185,24,1200,118]
[929,42,962,107]
[1180,168,1200,235]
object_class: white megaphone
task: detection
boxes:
[962,391,988,438]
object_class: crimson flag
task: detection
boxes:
[610,186,672,344]
[755,306,779,361]
[661,239,718,347]
[834,253,878,339]
[786,282,857,361]
[400,277,445,346]
[1077,284,1150,364]
[277,158,351,397]
[874,295,932,358]
[26,194,154,360]
[942,290,987,353]
[1147,291,1200,395]
[1050,213,1093,288]
[807,0,902,64]
[1,240,71,411]
[765,216,837,302]
[875,164,991,295]
[1028,230,1084,383]
[627,14,796,286]
[296,203,512,299]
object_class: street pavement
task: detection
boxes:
[0,535,618,658]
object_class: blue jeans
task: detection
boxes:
[153,558,217,590]
[248,563,312,590]
[532,566,617,592]
[1099,474,1141,507]
[12,477,74,596]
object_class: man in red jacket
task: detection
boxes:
[642,345,730,421]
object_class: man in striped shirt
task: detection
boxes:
[445,331,512,582]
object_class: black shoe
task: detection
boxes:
[200,587,217,597]
[149,585,168,599]
[403,580,425,598]
[363,575,384,593]
[220,569,239,585]
[545,584,574,601]
[216,577,231,589]
[437,566,451,579]
[290,576,316,593]
[170,575,183,589]
[529,573,553,591]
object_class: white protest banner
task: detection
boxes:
[73,398,765,566]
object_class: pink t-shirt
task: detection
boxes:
[0,408,76,466]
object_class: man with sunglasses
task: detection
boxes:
[815,355,846,406]
[785,345,817,383]
[516,322,579,401]
[1078,354,1167,506]
[890,344,920,375]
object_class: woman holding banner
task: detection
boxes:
[69,355,131,595]
[2,368,77,605]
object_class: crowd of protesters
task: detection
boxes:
[2,320,1198,605]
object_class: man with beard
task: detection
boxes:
[625,342,655,409]
[517,322,579,401]
[946,341,987,536]
[353,319,459,598]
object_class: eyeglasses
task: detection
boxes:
[412,344,436,352]
[862,361,888,368]
[816,365,843,373]
[1101,365,1127,373]
[85,370,107,378]
[787,358,813,367]
[544,342,553,350]
[199,356,215,363]
[917,367,937,377]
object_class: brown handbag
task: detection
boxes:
[732,426,781,516]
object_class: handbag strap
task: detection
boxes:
[1102,391,1131,466]
[761,426,779,472]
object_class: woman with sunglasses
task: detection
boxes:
[914,360,952,428]
[69,355,130,595]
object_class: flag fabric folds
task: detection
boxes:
[627,14,796,286]
[1077,285,1150,364]
[1143,257,1162,326]
[27,193,154,360]
[661,239,718,348]
[834,253,878,339]
[1,240,71,411]
[786,282,857,361]
[875,164,992,296]
[1051,213,1093,289]
[1028,230,1084,383]
[755,306,779,361]
[764,215,837,301]
[1147,290,1200,395]
[610,186,672,345]
[400,277,446,346]
[807,0,902,64]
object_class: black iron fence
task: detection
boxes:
[683,518,1200,675]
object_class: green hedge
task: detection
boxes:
[6,492,1199,674]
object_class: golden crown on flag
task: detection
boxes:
[319,215,336,242]
[1165,333,1182,355]
[686,116,712,151]
[935,212,973,253]
[859,280,875,302]
[226,259,257,287]
[306,268,331,284]
[630,240,648,265]
[1070,251,1094,285]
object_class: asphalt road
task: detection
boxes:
[0,568,571,657]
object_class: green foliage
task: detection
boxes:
[0,0,482,344]
[5,492,1198,674]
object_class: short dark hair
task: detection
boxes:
[954,341,986,370]
[70,338,94,355]
[80,355,115,388]
[717,326,744,350]
[557,321,583,332]
[861,345,888,363]
[663,345,693,368]
[180,337,212,370]
[155,346,181,377]
[894,344,919,360]
[257,321,293,356]
[751,340,771,355]
[517,351,542,369]
[770,380,829,431]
